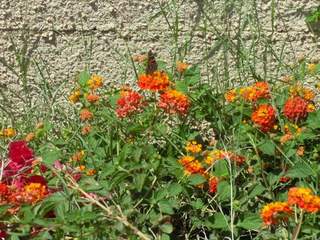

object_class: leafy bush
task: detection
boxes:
[306,6,320,24]
[1,54,320,240]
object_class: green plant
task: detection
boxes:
[306,6,320,24]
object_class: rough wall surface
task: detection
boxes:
[0,0,319,102]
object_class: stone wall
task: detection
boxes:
[0,0,319,102]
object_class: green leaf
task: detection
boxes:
[133,148,142,161]
[183,65,201,85]
[160,224,173,234]
[154,188,167,202]
[214,160,229,177]
[307,111,320,129]
[287,161,315,178]
[176,81,188,93]
[161,234,171,240]
[79,70,91,87]
[258,140,275,156]
[41,147,61,165]
[155,123,168,136]
[191,198,204,210]
[20,206,34,224]
[248,184,266,199]
[209,213,229,229]
[158,200,174,215]
[135,173,147,192]
[237,214,262,230]
[109,92,120,108]
[188,174,207,186]
[168,183,183,196]
[217,181,231,202]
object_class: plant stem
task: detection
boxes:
[292,210,304,240]
[67,175,151,240]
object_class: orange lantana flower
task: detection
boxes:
[81,124,92,135]
[138,71,170,91]
[23,182,48,204]
[185,141,202,154]
[1,128,16,138]
[86,169,97,176]
[204,150,224,165]
[176,61,189,73]
[254,82,270,99]
[239,82,270,102]
[251,104,276,132]
[158,89,190,115]
[80,108,93,121]
[25,132,35,142]
[69,90,81,103]
[87,74,103,90]
[224,89,237,103]
[261,202,292,225]
[288,187,320,213]
[86,93,100,103]
[71,150,85,162]
[178,156,205,175]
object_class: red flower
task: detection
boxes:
[116,90,145,118]
[209,177,219,193]
[27,175,47,186]
[3,141,34,179]
[0,183,9,204]
[0,230,7,239]
[251,104,276,132]
[8,141,34,164]
[279,176,290,183]
[283,96,308,121]
[158,90,190,115]
[253,82,270,100]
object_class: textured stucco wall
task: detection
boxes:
[0,0,319,109]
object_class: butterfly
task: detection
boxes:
[146,50,158,74]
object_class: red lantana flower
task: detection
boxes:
[283,96,308,121]
[0,183,9,204]
[209,176,219,194]
[158,90,190,115]
[116,90,145,118]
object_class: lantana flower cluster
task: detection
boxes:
[115,64,191,118]
[225,81,318,133]
[0,141,49,211]
[261,187,320,226]
[283,84,316,122]
[69,74,104,127]
[178,140,246,194]
[116,89,145,118]
[0,128,16,138]
[224,81,270,103]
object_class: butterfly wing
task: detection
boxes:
[146,50,158,74]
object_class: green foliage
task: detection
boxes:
[306,6,320,24]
